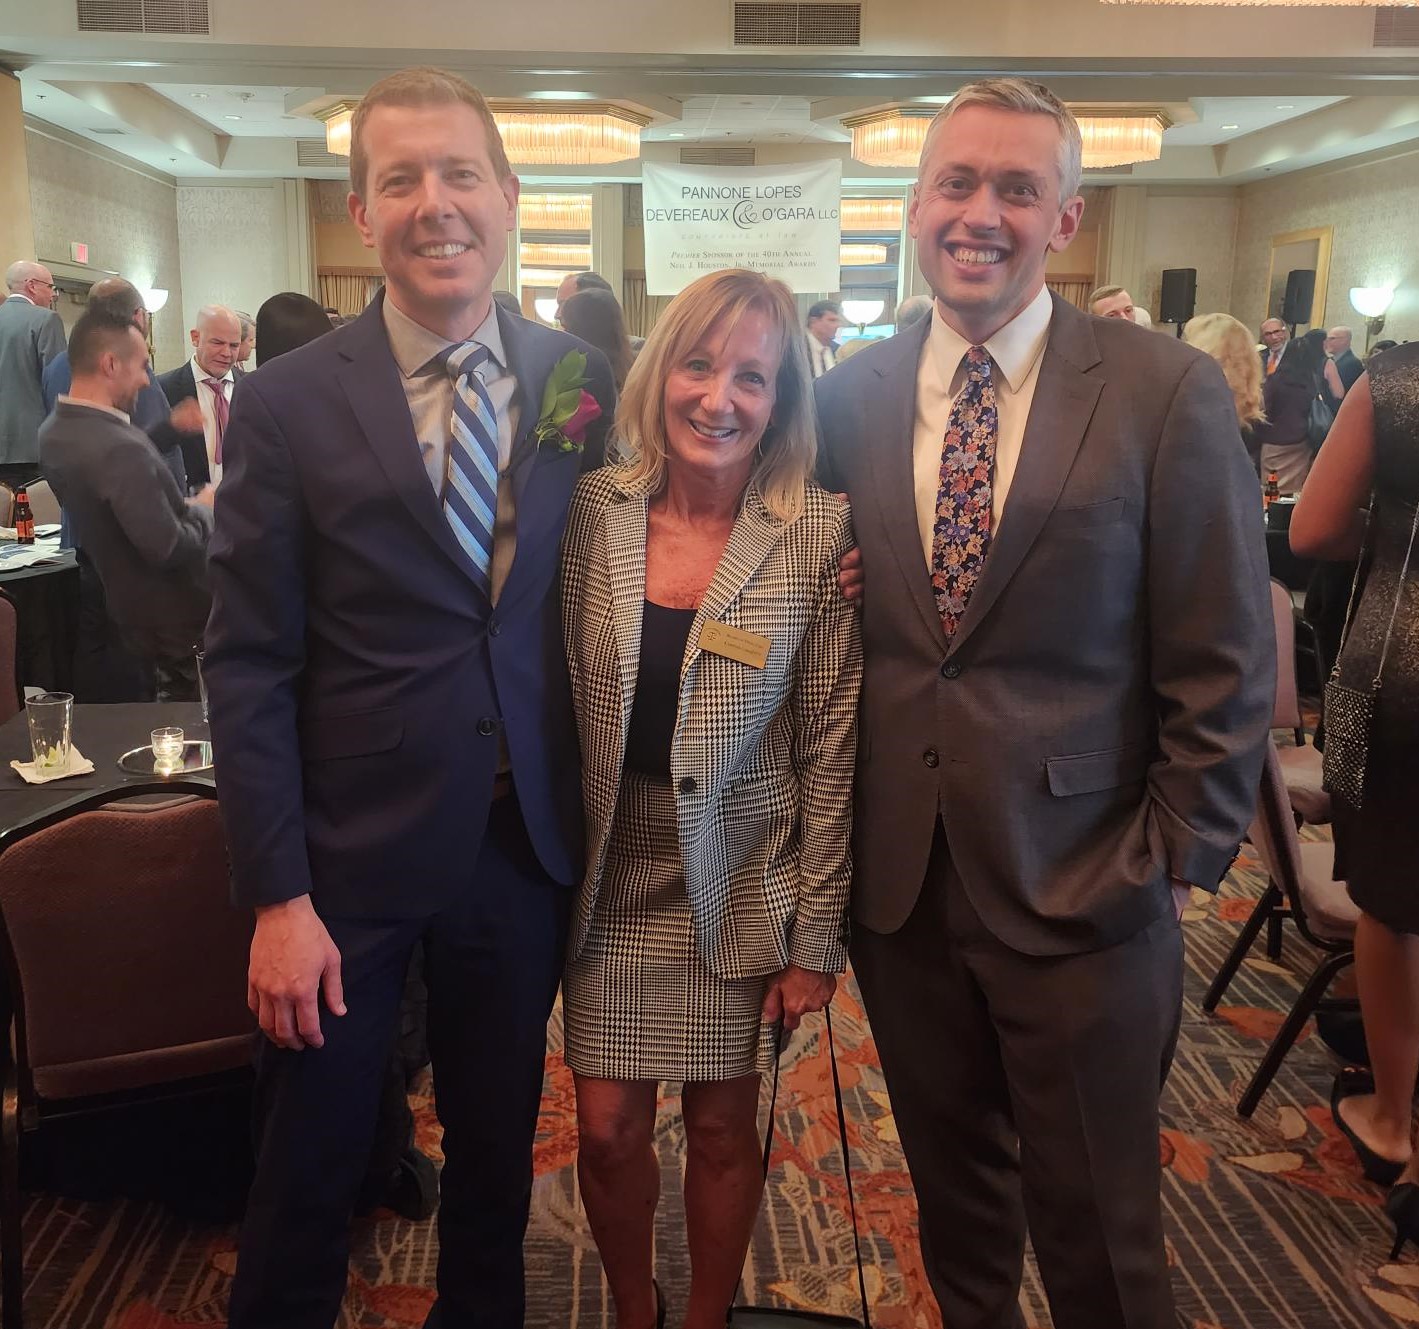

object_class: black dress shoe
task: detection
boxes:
[1331,1067,1406,1186]
[383,1145,439,1222]
[653,1278,666,1329]
[1387,1182,1419,1259]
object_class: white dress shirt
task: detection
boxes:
[809,336,838,380]
[189,356,234,487]
[912,284,1053,567]
[381,295,521,604]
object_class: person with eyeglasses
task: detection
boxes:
[0,259,66,489]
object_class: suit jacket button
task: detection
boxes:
[477,718,497,737]
[923,748,939,768]
[489,619,501,638]
[941,660,961,678]
[679,776,697,794]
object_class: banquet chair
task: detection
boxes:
[16,484,58,531]
[0,595,16,724]
[0,785,254,1329]
[1200,737,1357,1119]
[1270,578,1330,826]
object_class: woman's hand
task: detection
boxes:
[761,964,837,1032]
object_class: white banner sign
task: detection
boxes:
[641,159,842,296]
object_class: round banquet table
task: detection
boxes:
[0,550,79,695]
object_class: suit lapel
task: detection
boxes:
[866,321,948,652]
[948,296,1104,655]
[684,490,786,678]
[335,299,486,589]
[603,491,649,753]
[499,308,551,519]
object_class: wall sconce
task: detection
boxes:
[1350,286,1394,350]
[533,297,560,325]
[841,299,885,332]
[140,287,169,313]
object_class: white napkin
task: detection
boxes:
[9,746,95,784]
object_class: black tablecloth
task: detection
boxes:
[0,701,211,842]
[0,551,79,694]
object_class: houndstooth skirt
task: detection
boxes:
[563,770,779,1082]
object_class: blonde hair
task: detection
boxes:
[350,67,512,199]
[1184,312,1265,428]
[615,269,815,523]
[1087,284,1126,310]
[920,78,1084,201]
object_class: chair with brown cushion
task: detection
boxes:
[0,594,16,724]
[1201,736,1357,1118]
[17,483,58,531]
[1270,578,1329,823]
[0,785,254,1329]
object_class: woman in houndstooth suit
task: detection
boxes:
[560,269,862,1329]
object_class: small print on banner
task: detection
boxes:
[641,159,843,296]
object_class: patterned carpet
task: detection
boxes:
[12,833,1419,1328]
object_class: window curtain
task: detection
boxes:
[622,275,673,340]
[318,273,382,318]
[1046,279,1091,311]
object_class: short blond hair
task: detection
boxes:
[1184,312,1265,428]
[1088,284,1126,310]
[615,269,816,523]
[350,66,512,199]
[920,78,1084,201]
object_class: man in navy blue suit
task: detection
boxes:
[205,66,614,1328]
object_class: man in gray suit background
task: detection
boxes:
[0,259,66,489]
[817,79,1273,1329]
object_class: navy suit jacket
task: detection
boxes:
[204,294,615,914]
[155,360,212,491]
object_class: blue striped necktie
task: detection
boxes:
[441,340,498,595]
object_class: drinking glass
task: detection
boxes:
[26,692,73,774]
[151,726,184,773]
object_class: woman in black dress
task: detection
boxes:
[1292,344,1419,1251]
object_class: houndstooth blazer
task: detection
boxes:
[561,466,862,981]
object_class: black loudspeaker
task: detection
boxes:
[1282,269,1316,325]
[1158,268,1197,325]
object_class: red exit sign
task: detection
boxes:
[69,241,88,264]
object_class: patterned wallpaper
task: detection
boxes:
[25,128,186,371]
[176,184,288,368]
[309,180,350,224]
[1231,148,1419,345]
[1141,192,1240,326]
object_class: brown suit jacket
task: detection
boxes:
[817,295,1274,956]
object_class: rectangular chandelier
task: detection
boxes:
[1103,0,1413,5]
[841,243,889,266]
[489,104,648,165]
[520,242,592,270]
[841,198,904,232]
[519,193,594,231]
[1075,110,1170,167]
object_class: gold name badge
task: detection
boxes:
[699,620,771,669]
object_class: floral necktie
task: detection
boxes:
[930,345,998,637]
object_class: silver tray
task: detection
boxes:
[117,740,214,776]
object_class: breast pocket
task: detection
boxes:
[1045,497,1127,531]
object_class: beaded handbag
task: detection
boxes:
[1323,497,1419,812]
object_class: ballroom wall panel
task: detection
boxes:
[1231,146,1419,345]
[25,126,185,371]
[176,183,288,367]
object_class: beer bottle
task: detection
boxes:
[1263,471,1280,513]
[13,488,34,545]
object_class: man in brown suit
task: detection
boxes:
[817,79,1273,1328]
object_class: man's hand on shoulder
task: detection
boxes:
[248,894,345,1050]
[187,484,216,510]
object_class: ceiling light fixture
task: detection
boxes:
[519,193,594,231]
[490,102,648,164]
[1220,123,1240,130]
[316,100,358,156]
[841,243,889,266]
[520,241,592,270]
[223,115,242,121]
[844,108,936,167]
[841,198,904,232]
[1075,109,1171,168]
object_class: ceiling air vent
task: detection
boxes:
[680,145,757,166]
[1374,8,1419,47]
[76,0,209,33]
[297,140,346,169]
[733,2,861,47]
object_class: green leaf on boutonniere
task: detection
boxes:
[539,350,590,430]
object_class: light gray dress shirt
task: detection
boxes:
[382,295,522,604]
